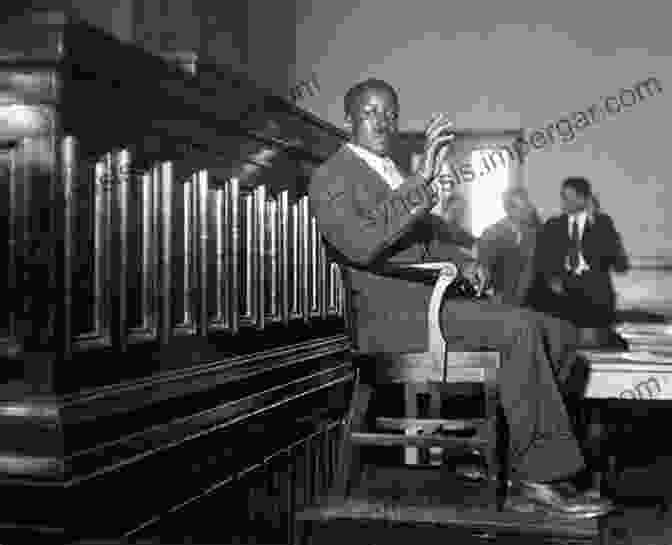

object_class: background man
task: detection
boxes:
[532,177,629,346]
[477,187,542,307]
[308,78,611,517]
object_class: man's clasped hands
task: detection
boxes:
[415,113,491,295]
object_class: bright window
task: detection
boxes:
[469,148,510,237]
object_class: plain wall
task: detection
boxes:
[288,0,671,260]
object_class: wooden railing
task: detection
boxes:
[0,10,354,544]
[0,10,347,392]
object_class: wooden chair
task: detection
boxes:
[296,263,615,545]
[334,263,508,510]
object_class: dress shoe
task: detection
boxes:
[553,481,605,502]
[454,463,513,486]
[515,481,615,519]
[454,462,489,483]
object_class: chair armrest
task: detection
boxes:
[375,261,458,285]
[427,265,461,370]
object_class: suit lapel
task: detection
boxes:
[581,212,599,256]
[561,214,571,244]
[582,212,595,243]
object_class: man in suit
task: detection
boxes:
[309,78,612,517]
[531,177,629,343]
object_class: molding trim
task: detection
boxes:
[628,256,672,270]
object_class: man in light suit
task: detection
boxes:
[532,177,629,346]
[477,187,542,307]
[309,78,612,517]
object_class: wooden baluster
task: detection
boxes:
[182,175,193,329]
[140,172,155,334]
[279,190,290,325]
[256,184,266,330]
[300,196,310,322]
[208,187,224,329]
[264,196,279,322]
[58,135,76,360]
[229,178,240,334]
[111,150,130,353]
[335,265,344,317]
[329,263,339,315]
[195,170,208,336]
[325,263,334,316]
[156,162,173,346]
[309,216,318,317]
[319,239,328,320]
[94,159,110,341]
[236,186,259,328]
[290,200,300,319]
[208,183,231,331]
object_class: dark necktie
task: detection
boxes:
[568,217,580,271]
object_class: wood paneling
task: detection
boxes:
[0,11,352,544]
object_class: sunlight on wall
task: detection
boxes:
[469,149,510,237]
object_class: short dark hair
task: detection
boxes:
[562,177,592,198]
[343,78,399,118]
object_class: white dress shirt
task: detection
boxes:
[347,143,442,214]
[566,210,590,274]
[347,143,406,189]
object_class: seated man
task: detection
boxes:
[531,177,630,347]
[308,78,612,518]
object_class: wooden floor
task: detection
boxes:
[297,454,672,545]
[298,465,605,544]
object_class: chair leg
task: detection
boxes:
[428,385,443,466]
[404,384,420,465]
[334,381,372,497]
[483,381,507,511]
[495,408,509,511]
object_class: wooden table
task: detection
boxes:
[580,322,672,508]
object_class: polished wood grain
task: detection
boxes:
[0,9,353,544]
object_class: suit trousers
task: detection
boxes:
[542,271,616,328]
[440,299,585,483]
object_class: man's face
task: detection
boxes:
[561,186,588,214]
[347,88,398,157]
[504,194,533,224]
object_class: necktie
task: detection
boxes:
[568,217,580,271]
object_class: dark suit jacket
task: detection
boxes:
[532,211,629,319]
[308,145,475,353]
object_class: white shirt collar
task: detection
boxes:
[347,142,405,190]
[568,209,588,235]
[566,210,590,274]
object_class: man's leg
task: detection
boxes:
[440,299,584,482]
[537,313,580,385]
[440,299,615,515]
